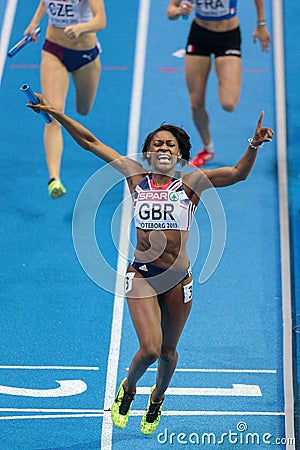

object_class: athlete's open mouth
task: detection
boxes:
[157,154,171,162]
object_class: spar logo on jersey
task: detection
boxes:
[137,191,168,202]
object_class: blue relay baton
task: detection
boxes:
[8,27,41,57]
[20,84,52,124]
[181,1,193,20]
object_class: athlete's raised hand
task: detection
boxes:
[250,111,274,148]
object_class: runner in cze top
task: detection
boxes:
[23,0,106,199]
[44,0,95,28]
[167,0,271,167]
[28,94,274,434]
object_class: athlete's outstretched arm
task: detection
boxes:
[186,111,274,194]
[24,0,47,39]
[205,111,274,187]
[27,93,144,177]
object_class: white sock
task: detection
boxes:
[205,142,215,153]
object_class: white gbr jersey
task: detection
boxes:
[44,0,93,28]
[134,173,197,231]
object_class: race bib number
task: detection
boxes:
[124,272,135,294]
[183,280,193,303]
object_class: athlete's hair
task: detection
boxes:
[141,124,191,163]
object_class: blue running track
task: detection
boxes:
[0,0,298,449]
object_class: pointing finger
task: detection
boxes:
[257,110,264,128]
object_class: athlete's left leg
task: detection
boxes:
[153,276,193,402]
[215,55,241,112]
[41,50,69,194]
[140,276,193,434]
[72,56,101,115]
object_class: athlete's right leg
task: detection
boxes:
[111,271,162,429]
[185,54,215,167]
[40,51,69,192]
[125,272,162,393]
[185,53,212,147]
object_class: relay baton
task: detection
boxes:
[182,7,188,20]
[20,84,52,124]
[181,0,193,19]
[7,27,41,57]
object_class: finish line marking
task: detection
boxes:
[133,368,277,374]
[0,366,99,370]
[137,384,262,397]
[0,410,284,421]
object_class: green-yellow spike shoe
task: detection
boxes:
[111,378,135,429]
[48,178,66,199]
[140,385,164,435]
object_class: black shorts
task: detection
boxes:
[186,22,241,58]
[126,259,193,297]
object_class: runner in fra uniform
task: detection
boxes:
[167,0,271,167]
[27,94,274,434]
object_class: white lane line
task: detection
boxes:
[0,366,99,370]
[0,409,103,412]
[143,410,285,417]
[0,0,18,86]
[141,368,277,374]
[0,408,283,415]
[137,384,262,397]
[100,2,151,450]
[0,414,104,420]
[272,1,295,449]
[0,410,285,421]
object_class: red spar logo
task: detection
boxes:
[138,192,168,201]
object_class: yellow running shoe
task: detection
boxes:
[111,378,135,429]
[48,178,66,199]
[140,385,164,435]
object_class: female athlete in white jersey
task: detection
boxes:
[24,0,106,198]
[28,94,274,434]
